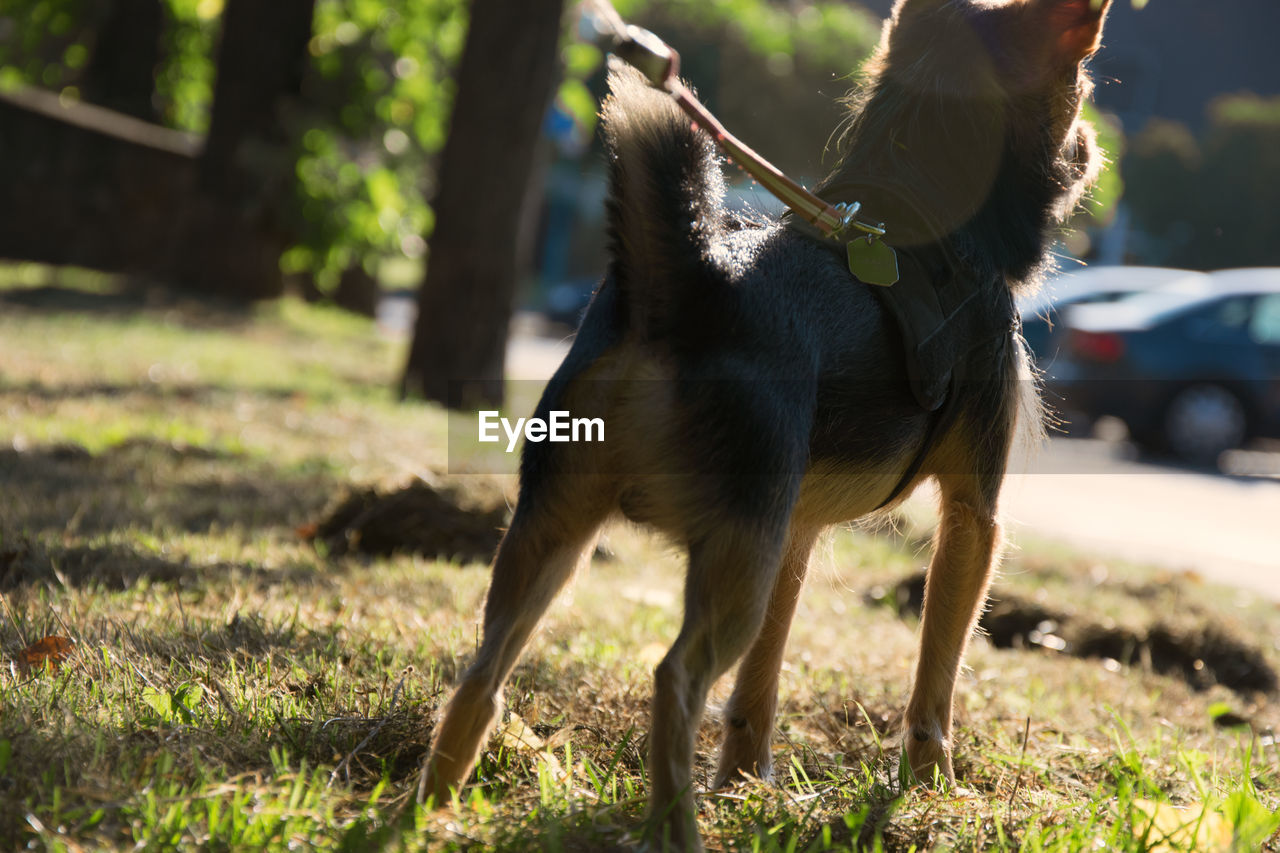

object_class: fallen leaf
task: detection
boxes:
[497,713,544,752]
[295,522,319,540]
[1133,799,1233,853]
[497,714,573,785]
[544,727,574,751]
[16,635,75,674]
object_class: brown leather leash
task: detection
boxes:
[585,0,900,286]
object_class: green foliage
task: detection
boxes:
[0,0,216,131]
[596,0,881,185]
[1079,101,1124,224]
[0,0,884,293]
[287,0,879,290]
[284,0,467,289]
[614,0,880,74]
[155,0,221,132]
[1124,93,1280,269]
[0,0,94,95]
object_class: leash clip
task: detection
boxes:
[831,202,887,240]
[612,25,679,88]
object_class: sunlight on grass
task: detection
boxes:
[0,277,1276,850]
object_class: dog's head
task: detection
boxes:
[881,0,1109,103]
[823,0,1110,267]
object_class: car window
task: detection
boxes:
[1133,290,1216,323]
[1251,294,1280,345]
[1183,296,1252,343]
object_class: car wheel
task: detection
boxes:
[1161,384,1248,463]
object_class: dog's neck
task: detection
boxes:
[803,82,1089,291]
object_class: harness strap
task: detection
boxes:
[873,374,959,510]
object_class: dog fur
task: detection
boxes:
[423,0,1110,847]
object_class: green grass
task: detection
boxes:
[0,271,1277,851]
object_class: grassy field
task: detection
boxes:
[1,268,1277,851]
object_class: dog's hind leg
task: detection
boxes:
[422,475,613,804]
[712,523,820,788]
[647,513,795,851]
[903,475,1002,784]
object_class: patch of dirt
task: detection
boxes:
[312,479,509,564]
[870,571,1278,696]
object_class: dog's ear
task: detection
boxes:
[1041,0,1111,65]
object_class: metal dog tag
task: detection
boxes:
[847,237,899,286]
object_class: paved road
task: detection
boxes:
[997,439,1278,601]
[505,330,1278,599]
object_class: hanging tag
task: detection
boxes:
[847,237,899,286]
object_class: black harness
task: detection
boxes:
[870,248,1017,508]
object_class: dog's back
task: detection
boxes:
[534,65,957,533]
[528,64,1026,538]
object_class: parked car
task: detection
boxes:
[1045,268,1280,462]
[1019,266,1210,368]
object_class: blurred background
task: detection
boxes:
[1,0,1277,595]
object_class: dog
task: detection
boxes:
[423,0,1109,848]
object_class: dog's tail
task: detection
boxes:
[600,61,724,337]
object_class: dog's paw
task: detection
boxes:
[902,726,955,788]
[713,721,775,790]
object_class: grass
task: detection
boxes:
[0,268,1277,851]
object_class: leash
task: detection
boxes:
[584,0,899,286]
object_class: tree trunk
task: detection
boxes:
[335,264,380,317]
[200,0,314,195]
[81,0,164,122]
[400,0,566,409]
[167,0,316,300]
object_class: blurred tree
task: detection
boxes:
[1193,96,1280,268]
[0,0,95,94]
[0,0,896,315]
[80,0,163,121]
[282,0,466,298]
[1122,117,1198,260]
[1124,94,1280,269]
[400,0,566,408]
[617,0,880,179]
[167,0,317,299]
[282,0,878,311]
[154,0,220,133]
[0,0,218,131]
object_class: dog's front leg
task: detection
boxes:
[904,490,1001,784]
[713,524,819,787]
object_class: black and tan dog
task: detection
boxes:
[424,0,1109,847]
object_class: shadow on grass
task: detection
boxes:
[1,437,509,591]
[0,283,254,327]
[0,439,336,541]
[1,378,305,403]
[0,539,331,590]
[0,437,346,592]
